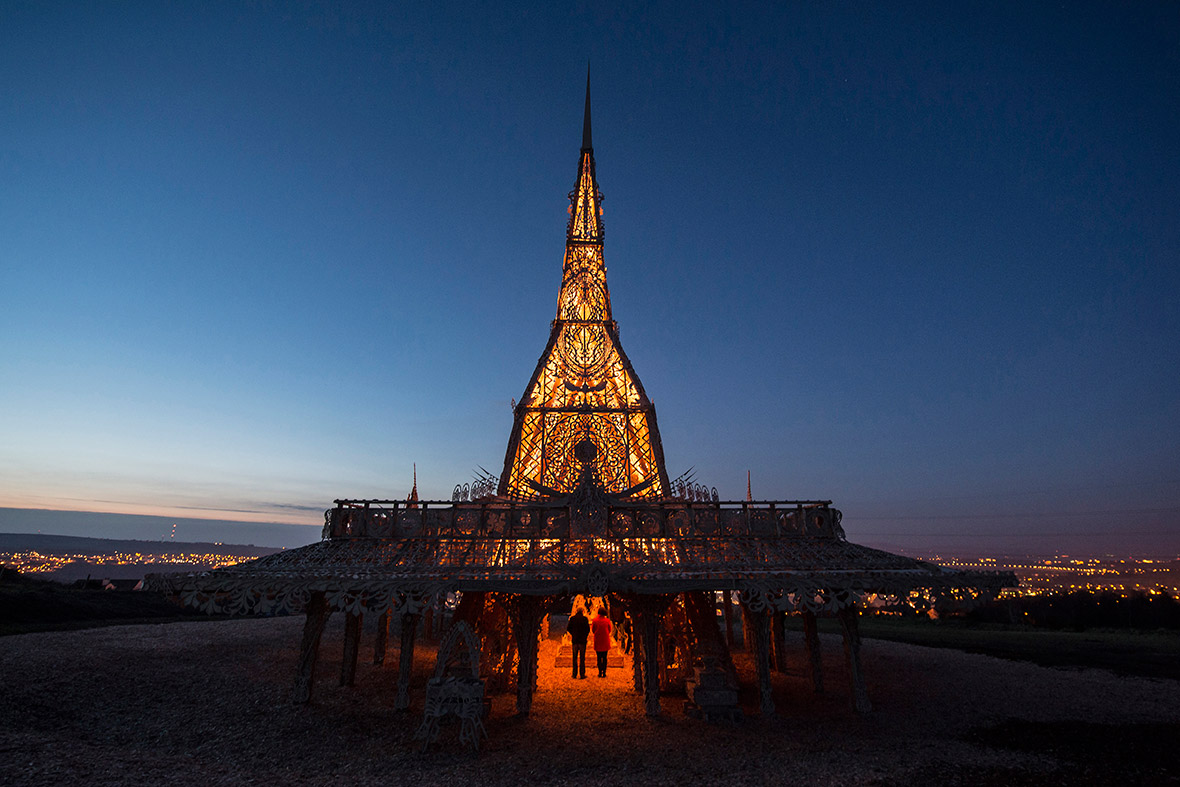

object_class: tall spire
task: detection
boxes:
[582,64,593,150]
[567,69,603,248]
[498,78,669,501]
[406,464,419,509]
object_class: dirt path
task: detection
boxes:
[529,633,646,722]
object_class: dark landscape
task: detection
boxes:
[1,611,1178,786]
[4,568,1180,784]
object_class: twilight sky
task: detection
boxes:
[2,2,1178,554]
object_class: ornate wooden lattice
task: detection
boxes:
[499,82,669,501]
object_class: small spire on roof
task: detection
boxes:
[582,63,593,150]
[746,470,752,502]
[407,464,419,508]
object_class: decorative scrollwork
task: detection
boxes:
[416,621,487,752]
[451,473,499,503]
[584,565,610,597]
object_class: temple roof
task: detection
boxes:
[156,532,1000,595]
[149,498,1016,615]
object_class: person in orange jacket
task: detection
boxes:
[591,607,613,677]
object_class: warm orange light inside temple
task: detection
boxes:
[499,135,668,500]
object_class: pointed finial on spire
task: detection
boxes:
[407,464,419,507]
[582,62,593,150]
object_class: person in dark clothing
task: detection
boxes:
[591,607,613,677]
[566,609,590,679]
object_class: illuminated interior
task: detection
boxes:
[499,109,669,501]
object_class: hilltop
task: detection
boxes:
[0,532,281,557]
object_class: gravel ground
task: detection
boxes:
[1,616,1178,786]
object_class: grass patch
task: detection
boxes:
[0,574,223,636]
[789,616,1180,680]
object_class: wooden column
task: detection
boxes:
[638,596,670,717]
[628,613,645,694]
[509,595,545,716]
[291,592,331,704]
[749,606,775,717]
[339,611,363,686]
[801,609,824,694]
[373,609,390,666]
[394,612,420,711]
[723,590,735,648]
[741,601,756,651]
[422,606,435,642]
[657,635,669,691]
[682,590,739,686]
[771,611,788,673]
[838,606,872,714]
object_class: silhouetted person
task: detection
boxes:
[566,609,590,679]
[591,607,612,677]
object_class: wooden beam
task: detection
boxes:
[291,592,331,704]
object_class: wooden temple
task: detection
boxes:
[152,77,1014,732]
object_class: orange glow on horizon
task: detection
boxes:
[0,495,319,527]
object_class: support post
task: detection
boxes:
[631,621,645,694]
[682,590,739,686]
[723,590,735,648]
[771,611,788,673]
[748,606,775,717]
[291,592,331,704]
[422,606,435,643]
[373,609,390,666]
[394,612,420,712]
[838,606,872,713]
[741,600,755,651]
[638,596,670,717]
[339,611,363,686]
[802,609,824,694]
[658,634,669,691]
[509,595,545,716]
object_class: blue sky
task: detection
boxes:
[2,2,1178,554]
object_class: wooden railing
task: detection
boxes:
[323,499,841,541]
